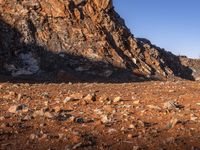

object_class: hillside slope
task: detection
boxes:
[0,0,199,81]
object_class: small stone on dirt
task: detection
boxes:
[100,115,111,124]
[133,100,140,105]
[127,134,133,139]
[166,118,178,129]
[163,100,183,110]
[30,134,38,140]
[99,95,109,103]
[113,96,122,102]
[8,104,28,113]
[44,112,54,119]
[63,97,74,103]
[74,117,85,124]
[70,93,84,100]
[147,105,161,110]
[83,93,96,102]
[32,110,45,117]
[129,124,135,129]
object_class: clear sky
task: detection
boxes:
[113,0,200,58]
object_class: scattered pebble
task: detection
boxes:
[166,118,178,129]
[127,134,133,139]
[108,128,117,134]
[113,96,122,102]
[83,93,96,102]
[129,124,135,129]
[100,115,111,124]
[44,112,54,119]
[74,117,84,124]
[63,97,74,103]
[163,100,183,110]
[147,105,161,110]
[133,100,140,105]
[99,95,109,103]
[8,104,28,113]
[70,93,84,100]
[190,114,198,121]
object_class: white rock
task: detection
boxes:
[9,52,39,77]
[108,128,117,134]
[101,115,111,124]
[63,97,74,103]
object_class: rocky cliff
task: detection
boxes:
[0,0,198,81]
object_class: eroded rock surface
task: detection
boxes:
[0,0,199,81]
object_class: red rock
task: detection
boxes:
[0,0,199,81]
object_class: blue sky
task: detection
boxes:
[113,0,200,58]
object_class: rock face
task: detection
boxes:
[0,0,197,81]
[179,57,200,81]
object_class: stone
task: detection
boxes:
[63,97,74,103]
[163,101,183,110]
[100,115,111,124]
[55,113,72,121]
[147,105,161,110]
[8,105,18,113]
[74,117,85,124]
[129,124,135,129]
[99,95,109,103]
[40,134,48,140]
[1,123,6,128]
[32,110,45,118]
[8,104,28,113]
[132,100,140,105]
[22,115,32,121]
[190,114,198,121]
[113,96,122,102]
[3,92,17,100]
[70,93,84,100]
[127,134,133,139]
[30,134,38,140]
[166,118,178,129]
[0,116,5,120]
[44,101,49,106]
[103,105,113,113]
[108,128,117,134]
[53,106,61,113]
[44,112,54,119]
[132,146,140,150]
[17,94,22,101]
[10,53,39,77]
[83,94,96,102]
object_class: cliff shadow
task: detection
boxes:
[0,19,194,84]
[0,19,152,84]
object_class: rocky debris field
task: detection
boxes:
[1,81,200,149]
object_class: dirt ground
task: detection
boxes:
[1,80,200,150]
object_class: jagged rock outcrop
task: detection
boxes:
[179,56,200,81]
[0,0,198,81]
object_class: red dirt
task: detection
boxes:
[1,81,200,150]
